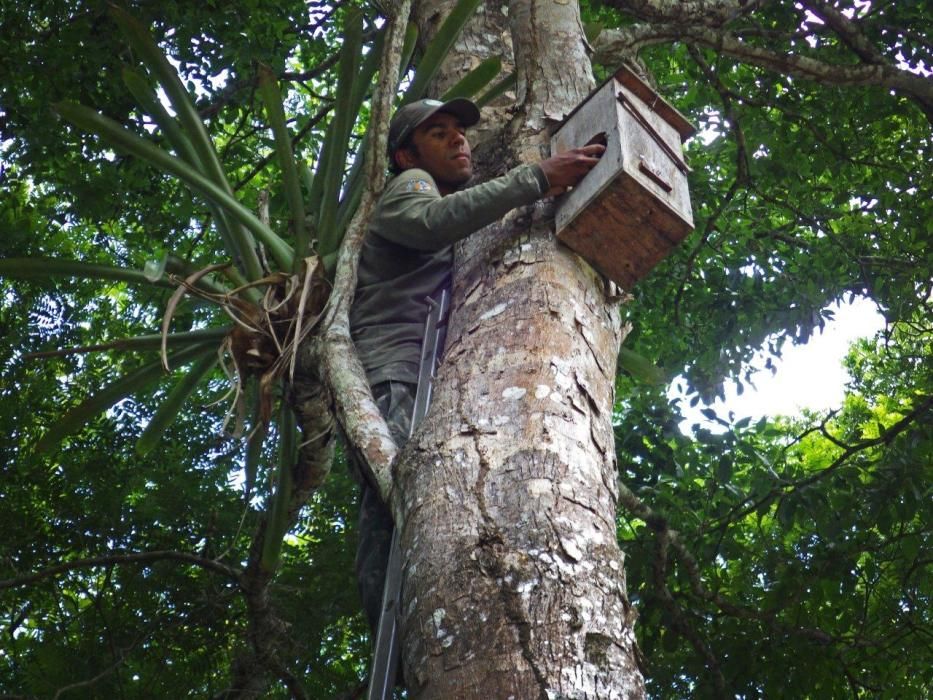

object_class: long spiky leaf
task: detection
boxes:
[55,101,295,272]
[0,257,174,288]
[441,56,502,101]
[122,68,201,167]
[322,23,417,273]
[136,352,219,456]
[123,68,246,264]
[401,0,483,104]
[0,255,238,301]
[109,6,264,281]
[260,403,297,573]
[475,71,517,108]
[257,65,308,272]
[618,347,666,384]
[349,28,385,119]
[244,378,267,499]
[323,28,390,267]
[35,342,218,454]
[305,117,333,239]
[25,328,231,359]
[316,8,364,259]
[398,22,418,81]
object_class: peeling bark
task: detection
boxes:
[398,1,643,696]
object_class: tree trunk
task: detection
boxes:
[395,1,645,696]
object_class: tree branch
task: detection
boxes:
[793,394,933,490]
[51,630,150,700]
[688,46,750,183]
[619,475,891,678]
[710,394,933,529]
[0,550,241,591]
[672,177,742,323]
[313,0,414,524]
[800,0,887,65]
[607,0,768,27]
[593,22,933,122]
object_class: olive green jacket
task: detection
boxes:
[350,163,548,386]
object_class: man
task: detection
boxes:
[349,97,605,634]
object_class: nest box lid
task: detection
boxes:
[613,64,695,142]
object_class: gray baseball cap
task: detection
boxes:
[387,97,481,156]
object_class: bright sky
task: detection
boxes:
[670,297,886,429]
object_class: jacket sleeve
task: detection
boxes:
[370,164,549,251]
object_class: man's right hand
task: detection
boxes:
[539,143,605,197]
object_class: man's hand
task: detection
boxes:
[539,143,605,197]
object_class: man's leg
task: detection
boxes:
[354,380,414,634]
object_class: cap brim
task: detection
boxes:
[434,98,481,128]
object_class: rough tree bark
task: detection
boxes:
[392,1,645,696]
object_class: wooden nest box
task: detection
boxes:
[552,65,696,288]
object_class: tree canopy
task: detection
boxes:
[1,0,930,698]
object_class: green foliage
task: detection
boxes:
[261,403,298,573]
[1,0,499,695]
[629,45,930,403]
[588,2,931,696]
[1,0,930,697]
[616,355,932,697]
[136,351,219,456]
[35,341,218,454]
[110,4,265,280]
[54,99,295,272]
[258,64,309,271]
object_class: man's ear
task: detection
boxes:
[394,147,417,171]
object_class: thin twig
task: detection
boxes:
[0,550,241,591]
[52,630,149,700]
[709,395,933,531]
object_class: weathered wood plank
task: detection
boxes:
[552,65,696,288]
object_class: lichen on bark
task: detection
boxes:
[395,1,645,696]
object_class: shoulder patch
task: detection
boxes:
[404,178,434,193]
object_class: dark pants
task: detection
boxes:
[354,380,415,634]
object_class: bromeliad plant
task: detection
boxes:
[0,0,503,575]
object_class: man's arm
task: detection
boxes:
[373,164,548,251]
[373,144,606,252]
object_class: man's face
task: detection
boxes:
[395,111,472,194]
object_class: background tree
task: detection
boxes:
[1,0,930,698]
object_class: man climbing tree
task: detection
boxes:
[337,1,649,695]
[349,95,604,690]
